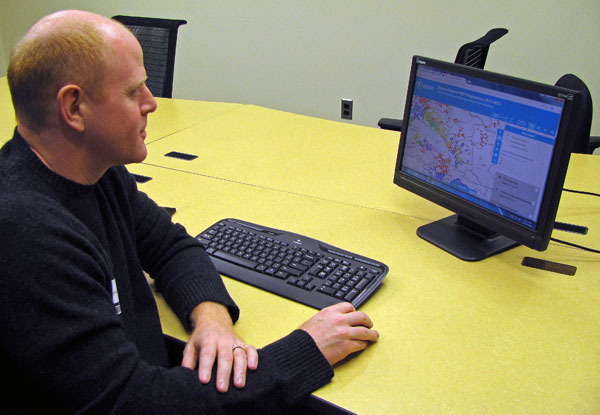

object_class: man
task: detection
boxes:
[0,10,379,414]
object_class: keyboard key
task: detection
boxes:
[274,271,288,279]
[344,289,360,302]
[279,265,302,277]
[318,286,336,296]
[289,262,308,272]
[355,278,369,291]
[213,250,258,270]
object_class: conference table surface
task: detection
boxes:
[134,99,599,415]
[1,78,599,414]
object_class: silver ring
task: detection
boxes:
[232,345,245,352]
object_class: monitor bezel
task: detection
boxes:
[393,56,579,253]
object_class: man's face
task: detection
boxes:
[82,27,157,169]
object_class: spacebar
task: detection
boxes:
[213,250,258,270]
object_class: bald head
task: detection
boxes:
[7,10,133,132]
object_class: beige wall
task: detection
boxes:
[1,0,599,135]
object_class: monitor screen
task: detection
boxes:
[394,56,579,261]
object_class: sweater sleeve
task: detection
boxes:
[120,167,239,327]
[115,330,334,414]
[0,192,333,415]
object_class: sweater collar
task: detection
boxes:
[11,128,97,195]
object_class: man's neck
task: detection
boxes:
[17,124,105,185]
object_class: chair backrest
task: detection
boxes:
[112,15,187,98]
[377,28,508,132]
[555,74,594,154]
[455,28,508,69]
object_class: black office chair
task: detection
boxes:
[554,74,599,155]
[378,28,508,132]
[112,15,187,98]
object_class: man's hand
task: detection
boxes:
[299,302,379,366]
[182,302,258,392]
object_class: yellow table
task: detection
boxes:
[141,104,416,216]
[128,102,600,414]
[145,98,243,144]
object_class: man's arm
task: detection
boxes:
[124,169,259,390]
[0,192,333,414]
[125,168,239,329]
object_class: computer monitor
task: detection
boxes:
[393,56,579,261]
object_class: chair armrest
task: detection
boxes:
[589,136,600,154]
[378,118,403,131]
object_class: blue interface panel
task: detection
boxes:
[401,65,566,229]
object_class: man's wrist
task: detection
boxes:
[189,301,232,330]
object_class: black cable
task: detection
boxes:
[550,237,600,254]
[563,188,600,197]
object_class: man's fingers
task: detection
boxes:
[181,342,198,370]
[182,334,258,391]
[232,346,248,388]
[330,301,356,313]
[198,343,218,384]
[346,310,374,329]
[245,345,259,371]
[349,325,380,342]
[215,347,234,392]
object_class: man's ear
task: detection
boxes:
[57,85,86,132]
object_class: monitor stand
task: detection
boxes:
[417,214,519,261]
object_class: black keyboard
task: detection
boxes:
[196,218,388,309]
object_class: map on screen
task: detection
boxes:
[401,66,564,229]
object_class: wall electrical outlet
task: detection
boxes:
[341,98,353,120]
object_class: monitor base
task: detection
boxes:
[417,215,519,261]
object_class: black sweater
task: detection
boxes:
[0,131,333,414]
